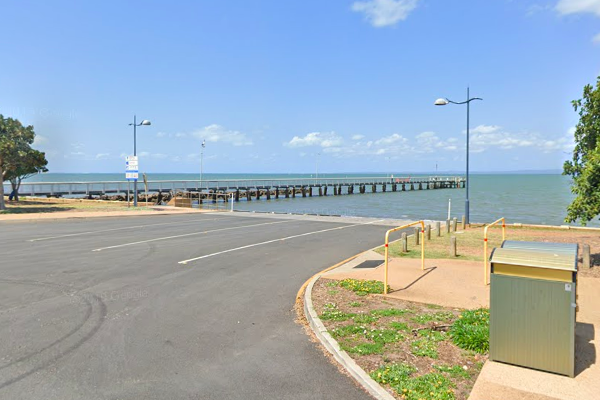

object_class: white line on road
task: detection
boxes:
[178,219,385,265]
[29,215,232,242]
[92,220,289,252]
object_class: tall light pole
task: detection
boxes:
[435,88,482,225]
[129,115,151,207]
[200,140,206,190]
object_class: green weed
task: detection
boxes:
[342,342,384,355]
[389,321,410,331]
[411,311,455,324]
[450,308,489,354]
[411,338,439,358]
[371,308,413,317]
[371,363,455,400]
[349,301,363,307]
[433,364,470,379]
[339,279,389,296]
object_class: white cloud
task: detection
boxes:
[192,124,253,146]
[139,152,168,159]
[469,125,502,135]
[156,132,167,138]
[285,132,344,148]
[33,135,48,146]
[352,0,419,27]
[593,32,600,43]
[469,125,575,153]
[375,133,407,145]
[95,153,110,160]
[556,0,600,16]
[351,134,365,140]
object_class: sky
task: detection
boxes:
[1,0,599,174]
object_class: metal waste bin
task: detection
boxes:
[489,242,578,377]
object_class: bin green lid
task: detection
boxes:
[490,247,577,272]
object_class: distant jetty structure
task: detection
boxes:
[8,176,465,202]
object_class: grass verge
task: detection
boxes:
[312,278,489,400]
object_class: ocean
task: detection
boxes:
[20,173,595,227]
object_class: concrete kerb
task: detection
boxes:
[303,269,395,400]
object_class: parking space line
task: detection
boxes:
[29,216,234,242]
[91,220,289,252]
[178,219,384,265]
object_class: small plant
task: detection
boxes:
[352,313,379,324]
[339,278,389,296]
[320,309,355,321]
[325,280,338,288]
[411,311,455,324]
[371,308,413,317]
[411,338,439,358]
[434,364,470,379]
[364,328,406,344]
[371,363,455,400]
[417,329,447,342]
[342,342,384,355]
[349,301,363,307]
[328,290,339,295]
[450,308,489,354]
[330,324,366,338]
[389,321,410,331]
[320,303,357,321]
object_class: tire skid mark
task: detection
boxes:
[0,279,107,390]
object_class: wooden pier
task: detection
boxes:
[8,176,465,202]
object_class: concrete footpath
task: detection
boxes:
[314,251,599,400]
[0,206,210,222]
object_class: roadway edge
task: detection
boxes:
[303,269,396,400]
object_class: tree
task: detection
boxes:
[563,76,600,225]
[4,148,48,201]
[0,115,36,210]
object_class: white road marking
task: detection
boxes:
[178,219,385,265]
[28,215,231,242]
[92,220,289,252]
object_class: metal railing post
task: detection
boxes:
[483,217,506,285]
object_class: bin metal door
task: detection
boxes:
[490,274,575,377]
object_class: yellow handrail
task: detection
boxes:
[483,217,506,285]
[384,220,425,294]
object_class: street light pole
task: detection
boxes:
[435,88,482,225]
[129,115,151,207]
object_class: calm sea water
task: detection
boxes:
[22,173,593,227]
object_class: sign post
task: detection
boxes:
[143,173,148,207]
[126,156,139,207]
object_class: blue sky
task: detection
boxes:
[1,0,599,174]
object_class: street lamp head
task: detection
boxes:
[140,120,151,126]
[434,98,449,106]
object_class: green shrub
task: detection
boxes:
[450,308,489,354]
[339,279,389,296]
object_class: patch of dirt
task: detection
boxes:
[312,278,487,400]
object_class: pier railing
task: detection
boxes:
[4,176,464,197]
